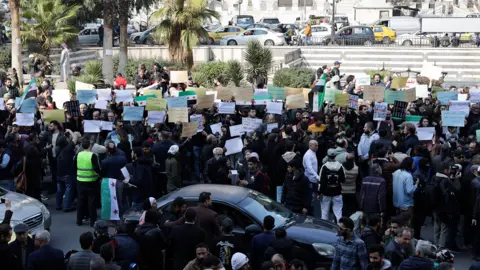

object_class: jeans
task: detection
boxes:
[306,35,312,45]
[56,175,73,210]
[193,146,202,179]
[433,212,448,247]
[320,195,343,222]
[77,181,98,225]
[0,179,14,191]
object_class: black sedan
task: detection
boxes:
[122,184,339,268]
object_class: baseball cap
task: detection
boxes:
[327,148,336,157]
[13,223,29,233]
[334,61,342,65]
[231,252,249,270]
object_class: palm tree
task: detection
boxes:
[9,0,22,86]
[152,0,219,70]
[20,0,80,60]
[244,40,272,87]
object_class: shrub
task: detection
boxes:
[273,67,315,88]
[192,61,230,88]
[83,60,103,79]
[113,57,182,82]
[0,48,11,70]
[226,60,244,87]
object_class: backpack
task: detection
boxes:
[325,166,341,187]
[255,171,271,194]
[424,176,443,213]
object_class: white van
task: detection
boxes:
[373,16,420,35]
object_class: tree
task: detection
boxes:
[152,0,219,70]
[20,0,80,60]
[102,0,115,82]
[244,40,272,87]
[117,0,129,75]
[9,0,22,85]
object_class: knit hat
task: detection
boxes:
[168,145,179,155]
[231,253,249,270]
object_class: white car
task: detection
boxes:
[395,31,437,46]
[296,23,332,44]
[0,187,51,237]
[78,27,119,46]
[219,28,285,46]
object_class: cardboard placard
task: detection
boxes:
[284,87,303,97]
[168,107,189,123]
[170,71,188,83]
[216,87,236,101]
[181,122,199,137]
[196,94,215,109]
[285,94,305,109]
[390,77,408,89]
[363,85,385,101]
[335,93,349,107]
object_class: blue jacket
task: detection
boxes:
[113,234,140,270]
[27,245,65,270]
[398,255,434,270]
[101,154,128,180]
[392,169,417,208]
[251,231,275,268]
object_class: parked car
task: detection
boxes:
[207,25,244,44]
[395,31,436,46]
[78,27,119,46]
[322,25,375,46]
[0,187,52,237]
[130,28,155,44]
[122,184,338,269]
[220,28,285,46]
[371,25,396,44]
[257,17,281,29]
[245,23,272,30]
[229,15,255,29]
[295,23,332,45]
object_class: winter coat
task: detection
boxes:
[134,223,167,269]
[404,135,420,152]
[369,137,393,155]
[101,154,128,180]
[384,240,408,268]
[129,156,154,204]
[278,151,298,187]
[166,156,181,192]
[360,226,383,249]
[112,234,140,270]
[342,164,358,194]
[281,170,310,213]
[398,256,434,270]
[152,140,175,173]
[318,160,345,197]
[322,147,348,164]
[360,176,387,215]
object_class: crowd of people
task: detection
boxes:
[1,59,480,270]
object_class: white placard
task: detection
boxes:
[101,121,113,131]
[266,101,283,115]
[449,101,470,116]
[190,114,204,132]
[114,90,134,103]
[267,123,278,133]
[420,63,442,80]
[147,111,166,125]
[225,137,243,156]
[229,124,245,137]
[458,94,468,101]
[417,127,435,141]
[210,123,222,135]
[15,113,34,126]
[218,102,235,114]
[355,76,371,86]
[415,84,429,98]
[254,89,268,95]
[95,100,108,110]
[84,120,102,133]
[242,117,262,132]
[120,167,130,180]
[0,99,4,110]
[52,89,71,108]
[97,89,112,101]
[75,81,95,91]
[470,89,480,103]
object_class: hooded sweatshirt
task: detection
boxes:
[318,160,345,197]
[322,147,348,164]
[366,259,393,270]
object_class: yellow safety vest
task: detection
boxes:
[76,151,97,182]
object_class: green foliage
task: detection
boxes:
[191,62,229,88]
[20,0,81,58]
[273,68,315,88]
[83,60,103,79]
[365,69,391,80]
[244,40,272,86]
[226,60,244,87]
[67,75,101,94]
[112,57,182,82]
[0,48,11,70]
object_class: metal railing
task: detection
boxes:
[284,48,301,64]
[288,35,480,48]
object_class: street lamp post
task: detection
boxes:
[331,0,336,44]
[238,0,242,16]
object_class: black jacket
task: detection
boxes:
[152,140,175,173]
[56,141,75,177]
[168,223,206,270]
[134,75,150,90]
[385,240,408,268]
[8,237,35,270]
[361,226,383,249]
[0,210,22,270]
[135,223,167,269]
[129,156,154,204]
[281,170,310,213]
[398,256,434,270]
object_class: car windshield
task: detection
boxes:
[264,19,279,24]
[237,17,254,24]
[238,192,295,227]
[0,188,6,196]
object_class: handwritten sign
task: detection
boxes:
[181,122,199,137]
[449,101,470,116]
[363,85,385,101]
[284,87,303,97]
[170,70,188,83]
[97,89,112,101]
[233,88,254,102]
[266,101,283,115]
[210,123,222,135]
[114,90,134,103]
[390,77,408,89]
[242,117,262,132]
[167,96,188,108]
[416,85,429,98]
[146,98,167,111]
[84,120,102,133]
[143,90,162,98]
[335,93,349,107]
[268,85,285,100]
[441,111,465,127]
[76,90,97,105]
[285,94,305,109]
[218,102,235,114]
[42,110,65,123]
[225,137,243,156]
[417,127,435,141]
[147,111,166,125]
[123,106,144,121]
[52,90,70,108]
[168,107,188,123]
[470,89,480,103]
[392,100,408,119]
[373,102,387,121]
[196,94,215,109]
[229,124,245,137]
[437,91,458,105]
[404,88,416,102]
[216,87,235,101]
[355,75,371,86]
[348,94,358,109]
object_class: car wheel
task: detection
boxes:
[209,37,215,45]
[364,40,373,46]
[382,37,391,44]
[264,39,274,46]
[133,36,139,43]
[402,40,413,46]
[227,40,237,46]
[327,40,337,46]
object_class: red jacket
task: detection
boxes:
[115,76,127,89]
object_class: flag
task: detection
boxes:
[17,78,37,110]
[135,96,147,106]
[100,178,120,221]
[312,74,327,107]
[179,90,197,100]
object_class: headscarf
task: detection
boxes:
[139,197,156,225]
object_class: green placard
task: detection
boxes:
[405,115,422,122]
[324,88,343,103]
[179,90,196,97]
[384,90,405,104]
[268,85,285,100]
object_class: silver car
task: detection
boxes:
[0,187,51,236]
[395,31,437,46]
[219,28,285,46]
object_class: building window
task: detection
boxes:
[379,10,389,19]
[298,0,313,6]
[278,0,293,7]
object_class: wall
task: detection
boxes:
[354,8,392,24]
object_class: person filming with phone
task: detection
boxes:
[0,199,23,270]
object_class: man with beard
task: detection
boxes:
[9,223,35,269]
[331,216,368,270]
[160,196,187,236]
[184,243,210,270]
[365,244,392,270]
[358,122,379,178]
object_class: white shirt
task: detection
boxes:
[303,149,319,183]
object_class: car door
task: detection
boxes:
[90,28,99,45]
[78,29,90,45]
[238,30,255,45]
[211,201,256,248]
[372,26,383,42]
[252,29,268,45]
[337,28,351,45]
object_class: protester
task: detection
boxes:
[251,215,276,269]
[27,230,65,270]
[68,231,100,270]
[331,216,368,270]
[9,223,35,270]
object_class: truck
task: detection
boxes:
[420,17,480,33]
